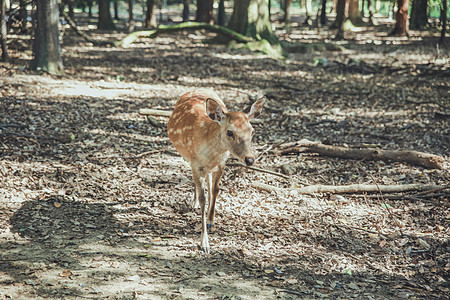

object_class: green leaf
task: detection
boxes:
[381,203,393,209]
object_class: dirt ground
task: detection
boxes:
[1,11,450,300]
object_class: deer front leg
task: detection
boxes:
[192,168,209,253]
[207,166,224,229]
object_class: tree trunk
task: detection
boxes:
[335,0,347,40]
[113,1,119,20]
[440,0,447,43]
[88,0,93,18]
[98,0,116,30]
[128,0,134,31]
[367,0,375,24]
[31,0,64,75]
[283,0,292,22]
[196,0,214,24]
[410,0,427,29]
[0,0,7,61]
[390,0,409,36]
[145,0,156,28]
[304,0,313,25]
[320,0,327,25]
[218,0,225,26]
[67,0,75,21]
[183,0,190,22]
[19,0,28,32]
[228,0,279,45]
[348,0,363,25]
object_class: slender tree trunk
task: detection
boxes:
[218,0,225,26]
[68,0,75,20]
[283,0,292,22]
[183,0,190,22]
[348,0,363,25]
[88,0,93,18]
[320,0,327,25]
[390,0,409,36]
[31,0,64,75]
[196,0,214,24]
[128,0,134,31]
[335,0,348,40]
[410,0,428,29]
[113,1,119,20]
[0,0,7,61]
[228,0,279,45]
[367,0,375,24]
[19,0,28,32]
[98,0,116,30]
[304,0,313,25]
[145,0,156,28]
[440,0,447,43]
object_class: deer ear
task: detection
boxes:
[206,98,225,123]
[246,96,266,119]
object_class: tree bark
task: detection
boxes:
[335,0,348,40]
[67,0,75,21]
[98,0,116,30]
[440,0,447,43]
[31,0,64,75]
[320,0,327,25]
[19,0,28,32]
[276,139,444,169]
[228,0,279,45]
[304,0,313,25]
[252,181,448,195]
[283,0,292,23]
[390,0,409,36]
[183,0,190,22]
[128,0,134,31]
[218,0,225,26]
[367,0,375,25]
[113,0,119,20]
[145,0,157,28]
[410,0,427,29]
[196,0,214,24]
[0,0,7,61]
[348,0,363,25]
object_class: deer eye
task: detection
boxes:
[226,130,234,138]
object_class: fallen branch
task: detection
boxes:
[252,181,446,195]
[62,10,115,47]
[139,108,172,117]
[117,22,254,47]
[276,139,445,169]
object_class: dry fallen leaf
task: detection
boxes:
[53,202,62,208]
[241,248,252,256]
[153,237,162,242]
[59,269,72,277]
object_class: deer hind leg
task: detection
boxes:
[207,166,224,229]
[192,167,209,253]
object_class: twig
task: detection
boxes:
[227,163,290,179]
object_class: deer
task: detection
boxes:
[167,89,265,253]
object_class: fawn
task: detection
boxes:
[167,89,265,253]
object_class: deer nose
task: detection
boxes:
[245,157,255,166]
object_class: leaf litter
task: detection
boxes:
[0,13,449,300]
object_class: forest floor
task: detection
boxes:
[1,11,450,300]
